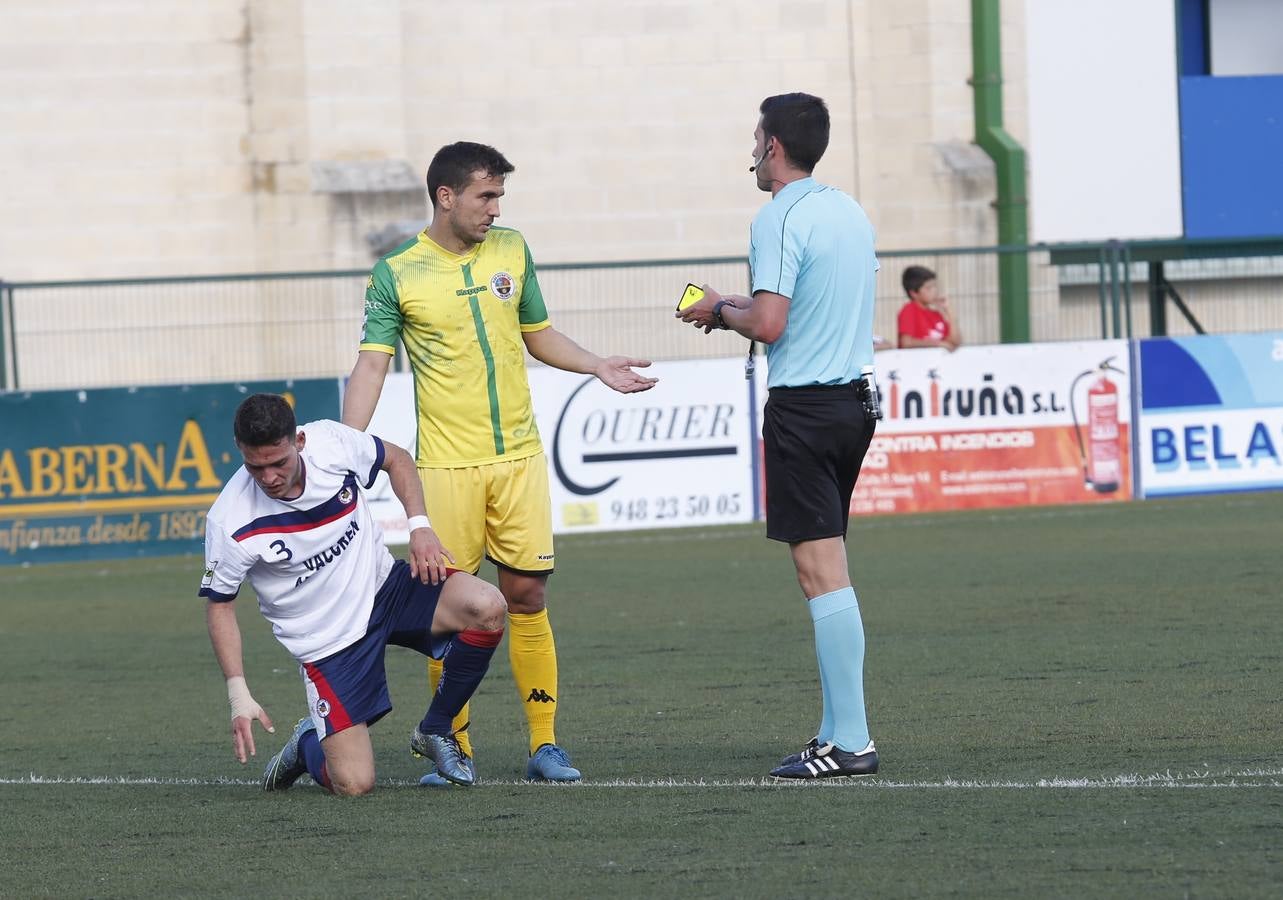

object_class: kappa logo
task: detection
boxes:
[490,271,515,301]
[338,486,353,505]
[526,688,556,704]
[317,699,331,718]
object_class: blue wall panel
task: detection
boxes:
[1180,74,1283,238]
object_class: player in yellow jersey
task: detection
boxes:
[342,142,658,783]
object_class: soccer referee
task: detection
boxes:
[677,93,880,779]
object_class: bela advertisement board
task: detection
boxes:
[1135,333,1283,497]
[0,379,342,565]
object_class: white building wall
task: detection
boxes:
[0,0,1026,282]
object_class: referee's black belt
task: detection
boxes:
[768,379,867,396]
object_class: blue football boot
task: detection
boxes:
[419,754,477,788]
[525,743,582,782]
[410,728,475,786]
[261,717,316,792]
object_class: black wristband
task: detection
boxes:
[712,299,734,329]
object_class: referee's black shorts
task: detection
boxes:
[763,381,875,543]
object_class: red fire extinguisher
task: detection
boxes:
[1070,358,1125,493]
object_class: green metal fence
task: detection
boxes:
[2,241,1282,392]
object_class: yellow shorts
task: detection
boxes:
[418,452,555,575]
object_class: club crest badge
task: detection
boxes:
[317,699,331,718]
[339,486,353,505]
[490,271,515,301]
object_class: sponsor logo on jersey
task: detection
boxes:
[454,285,488,297]
[201,560,218,588]
[301,519,361,572]
[490,271,515,301]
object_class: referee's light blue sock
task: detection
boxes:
[814,630,835,746]
[809,586,870,753]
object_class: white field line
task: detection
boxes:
[4,768,1283,789]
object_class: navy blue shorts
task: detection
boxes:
[299,560,454,738]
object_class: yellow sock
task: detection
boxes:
[508,609,558,754]
[426,656,473,758]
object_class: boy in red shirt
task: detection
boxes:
[897,265,962,351]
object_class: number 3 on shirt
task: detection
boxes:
[269,540,293,561]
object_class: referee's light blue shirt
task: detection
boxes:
[749,176,878,389]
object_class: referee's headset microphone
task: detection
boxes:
[749,142,770,173]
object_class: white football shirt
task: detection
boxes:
[199,419,395,662]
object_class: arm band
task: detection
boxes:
[407,515,431,532]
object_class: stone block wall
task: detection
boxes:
[0,0,1026,281]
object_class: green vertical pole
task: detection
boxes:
[1097,248,1109,339]
[1109,244,1122,339]
[1149,260,1168,337]
[0,282,8,390]
[9,285,21,389]
[0,282,13,391]
[972,0,1030,343]
[1122,243,1134,338]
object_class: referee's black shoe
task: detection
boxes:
[769,740,878,779]
[777,736,821,768]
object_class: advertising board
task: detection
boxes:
[1135,333,1283,497]
[750,342,1135,516]
[363,358,758,542]
[0,379,341,564]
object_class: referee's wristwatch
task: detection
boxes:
[712,299,736,330]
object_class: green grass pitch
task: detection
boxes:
[2,492,1280,897]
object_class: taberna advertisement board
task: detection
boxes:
[1135,333,1283,498]
[0,379,341,565]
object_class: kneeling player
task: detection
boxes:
[202,393,506,795]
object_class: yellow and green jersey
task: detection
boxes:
[358,226,551,468]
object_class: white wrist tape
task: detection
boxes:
[407,515,431,532]
[226,675,260,720]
